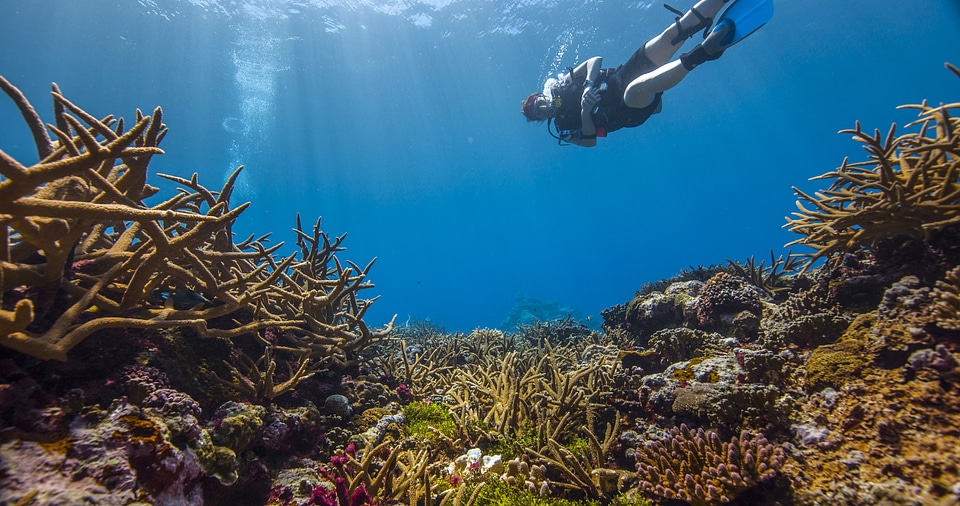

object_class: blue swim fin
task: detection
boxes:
[710,0,774,48]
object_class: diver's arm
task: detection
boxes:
[580,87,600,139]
[565,130,598,148]
[574,57,603,139]
[571,57,602,85]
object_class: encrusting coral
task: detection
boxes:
[0,76,394,388]
[785,63,960,271]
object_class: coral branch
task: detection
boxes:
[0,76,393,376]
[785,65,960,270]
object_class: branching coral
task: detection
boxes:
[726,250,803,300]
[213,345,323,400]
[524,415,624,499]
[635,424,783,505]
[0,77,393,384]
[325,441,431,504]
[785,63,960,270]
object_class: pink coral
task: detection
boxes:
[636,424,783,505]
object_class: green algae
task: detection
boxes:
[403,401,456,443]
[469,479,600,506]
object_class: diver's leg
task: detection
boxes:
[624,19,733,108]
[623,60,687,108]
[644,0,728,67]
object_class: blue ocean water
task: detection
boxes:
[1,0,958,332]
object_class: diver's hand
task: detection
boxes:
[581,87,600,110]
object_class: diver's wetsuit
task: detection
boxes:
[552,47,664,140]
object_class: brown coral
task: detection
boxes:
[785,63,960,271]
[933,265,960,330]
[804,312,874,392]
[635,424,783,505]
[694,272,767,330]
[760,280,851,349]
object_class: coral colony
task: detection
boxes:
[1,64,960,505]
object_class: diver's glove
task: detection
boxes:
[581,86,601,111]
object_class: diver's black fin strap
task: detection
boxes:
[664,3,713,45]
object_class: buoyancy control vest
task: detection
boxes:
[550,66,662,141]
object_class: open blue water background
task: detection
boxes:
[1,0,958,332]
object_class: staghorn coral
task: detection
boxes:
[411,330,616,454]
[726,250,804,300]
[0,77,393,377]
[785,63,960,271]
[214,344,323,401]
[635,424,783,505]
[369,322,624,500]
[524,416,626,500]
[325,439,432,504]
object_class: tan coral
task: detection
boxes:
[785,63,960,270]
[933,266,960,330]
[785,364,960,504]
[0,76,393,382]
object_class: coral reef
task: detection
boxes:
[933,265,960,330]
[3,65,960,506]
[726,250,804,301]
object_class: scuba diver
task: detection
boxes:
[520,0,773,147]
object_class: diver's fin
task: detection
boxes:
[710,0,774,48]
[681,0,772,69]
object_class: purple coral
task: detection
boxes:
[116,365,170,403]
[143,388,201,418]
[142,388,203,441]
[907,344,958,373]
[312,448,373,506]
[635,424,783,505]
